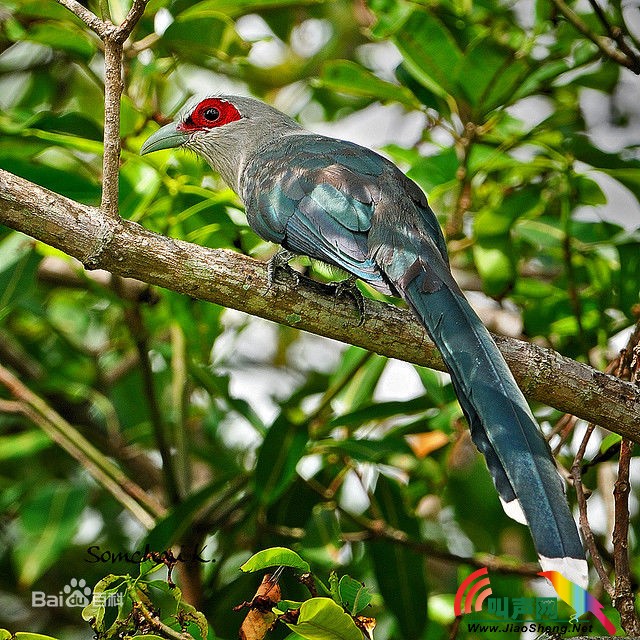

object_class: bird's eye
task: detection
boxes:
[202,107,220,122]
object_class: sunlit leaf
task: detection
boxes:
[13,484,87,586]
[178,0,323,18]
[0,431,51,460]
[320,60,420,108]
[241,547,310,573]
[286,597,362,640]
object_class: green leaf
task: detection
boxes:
[456,38,529,113]
[21,22,96,60]
[515,218,564,248]
[369,0,414,38]
[274,599,304,613]
[568,135,640,193]
[253,413,308,505]
[330,349,387,411]
[600,432,622,453]
[162,14,242,61]
[143,480,222,551]
[0,431,52,461]
[319,60,420,108]
[286,597,362,640]
[13,483,87,586]
[393,10,463,98]
[0,233,42,320]
[137,559,166,579]
[618,242,640,316]
[82,574,126,629]
[240,547,310,573]
[29,111,103,140]
[178,0,323,19]
[329,397,429,427]
[406,149,459,192]
[338,575,372,615]
[17,1,80,20]
[573,174,606,205]
[141,580,208,640]
[474,188,539,239]
[319,437,412,463]
[1,158,100,203]
[473,236,516,297]
[370,476,428,640]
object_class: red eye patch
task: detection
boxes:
[179,98,242,131]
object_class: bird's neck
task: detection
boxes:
[196,120,308,195]
[238,128,313,195]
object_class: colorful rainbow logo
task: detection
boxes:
[454,567,493,616]
[538,570,616,635]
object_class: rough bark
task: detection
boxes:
[1,168,639,442]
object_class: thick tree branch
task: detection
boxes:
[1,168,639,442]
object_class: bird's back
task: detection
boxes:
[240,133,449,289]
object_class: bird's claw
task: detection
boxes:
[267,249,300,289]
[333,275,366,326]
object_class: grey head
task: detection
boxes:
[140,94,307,192]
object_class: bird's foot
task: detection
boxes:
[267,249,300,289]
[332,275,366,326]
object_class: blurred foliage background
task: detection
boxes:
[0,0,639,637]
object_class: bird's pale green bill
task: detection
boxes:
[140,121,190,155]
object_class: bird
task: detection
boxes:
[141,94,588,587]
[538,570,616,634]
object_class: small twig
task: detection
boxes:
[550,413,578,456]
[57,0,150,218]
[447,122,476,238]
[449,615,462,640]
[586,0,616,39]
[610,328,640,633]
[115,0,150,42]
[612,438,640,634]
[101,38,124,216]
[55,0,107,37]
[129,585,194,640]
[302,476,541,577]
[572,423,614,596]
[123,300,181,505]
[550,0,640,73]
[0,399,24,413]
[587,0,640,63]
[127,32,161,56]
[0,328,45,381]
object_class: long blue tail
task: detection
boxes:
[376,235,587,585]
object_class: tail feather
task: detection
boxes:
[387,252,587,585]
